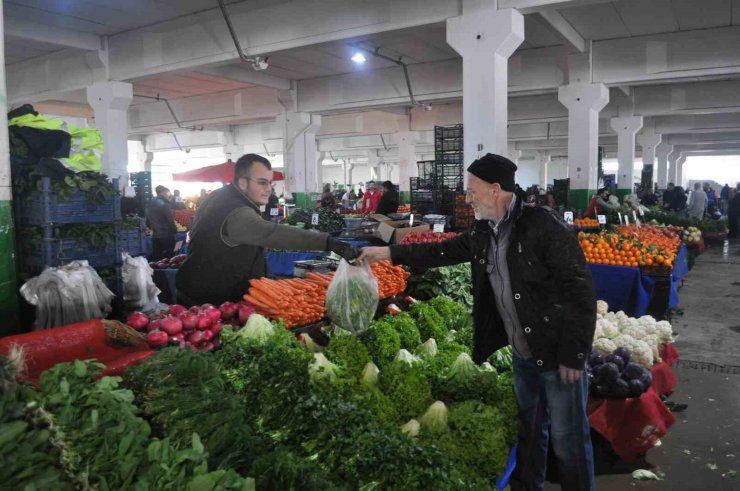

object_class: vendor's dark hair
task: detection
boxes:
[234,154,271,182]
[382,180,393,191]
[155,185,169,195]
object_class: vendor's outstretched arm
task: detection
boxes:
[360,232,473,268]
[222,206,329,251]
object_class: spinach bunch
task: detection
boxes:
[406,264,473,310]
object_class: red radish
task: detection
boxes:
[219,301,238,319]
[147,330,169,348]
[201,329,214,342]
[179,313,199,330]
[168,304,188,316]
[189,306,201,314]
[210,321,224,336]
[199,342,215,352]
[126,312,149,331]
[187,331,204,344]
[239,304,256,324]
[170,332,185,343]
[201,303,215,310]
[148,319,163,332]
[197,315,212,330]
[160,316,183,335]
[204,308,221,323]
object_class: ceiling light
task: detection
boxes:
[351,52,367,64]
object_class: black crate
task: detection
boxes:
[417,161,435,179]
[410,178,435,191]
[434,125,463,140]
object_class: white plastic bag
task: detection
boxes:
[325,259,378,335]
[121,253,160,312]
[20,260,114,329]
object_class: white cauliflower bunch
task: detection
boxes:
[596,300,609,317]
[595,317,619,339]
[620,323,646,340]
[642,334,662,363]
[593,337,617,356]
[630,339,655,367]
[612,334,637,351]
[655,321,674,344]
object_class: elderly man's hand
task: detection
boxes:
[559,365,583,384]
[358,246,391,264]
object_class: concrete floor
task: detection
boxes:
[545,240,740,490]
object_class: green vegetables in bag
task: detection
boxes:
[325,260,379,335]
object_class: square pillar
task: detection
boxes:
[668,149,681,186]
[637,125,662,192]
[86,81,133,186]
[676,155,687,188]
[655,142,673,189]
[558,80,609,209]
[396,131,416,204]
[538,150,551,187]
[281,110,321,206]
[610,114,643,198]
[447,0,524,183]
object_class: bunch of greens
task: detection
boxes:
[360,319,401,367]
[427,296,472,332]
[15,171,115,205]
[324,328,373,378]
[316,207,345,233]
[407,264,473,310]
[371,312,421,351]
[378,359,434,421]
[55,223,116,249]
[434,353,499,405]
[409,302,448,342]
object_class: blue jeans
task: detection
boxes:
[509,356,594,491]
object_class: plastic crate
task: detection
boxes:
[119,228,146,257]
[21,238,118,274]
[417,160,435,179]
[15,177,120,225]
[410,178,435,191]
[434,124,463,140]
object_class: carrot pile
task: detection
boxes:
[243,277,327,328]
[370,261,411,298]
[244,261,410,329]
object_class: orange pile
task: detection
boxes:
[574,217,599,227]
[244,260,409,328]
[579,225,680,269]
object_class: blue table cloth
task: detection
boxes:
[589,264,652,316]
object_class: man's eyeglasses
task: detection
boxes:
[246,177,273,189]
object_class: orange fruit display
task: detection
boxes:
[578,225,680,269]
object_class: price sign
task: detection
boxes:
[638,207,645,217]
[597,214,607,225]
[564,211,574,224]
[433,223,445,233]
[409,214,414,227]
[618,212,623,224]
[311,213,319,225]
[270,207,279,216]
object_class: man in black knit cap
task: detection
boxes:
[360,153,597,490]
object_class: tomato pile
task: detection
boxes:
[579,224,680,269]
[399,231,461,244]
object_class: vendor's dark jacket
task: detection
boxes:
[176,184,328,305]
[390,200,596,371]
[146,196,177,239]
[376,190,400,216]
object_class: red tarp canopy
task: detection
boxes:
[172,160,284,183]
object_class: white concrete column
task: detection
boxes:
[538,150,551,187]
[447,0,524,178]
[506,141,522,166]
[637,124,662,190]
[396,131,416,193]
[668,149,681,186]
[655,142,673,188]
[280,110,321,195]
[558,56,609,208]
[86,81,133,186]
[367,150,380,183]
[676,155,687,188]
[346,160,354,188]
[610,113,643,193]
[316,151,326,190]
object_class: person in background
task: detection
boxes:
[662,183,676,210]
[349,188,358,202]
[356,187,364,209]
[360,181,382,214]
[146,185,178,261]
[359,153,597,490]
[704,183,717,211]
[641,187,658,207]
[545,190,556,208]
[688,182,708,219]
[728,183,740,238]
[720,183,731,214]
[176,154,357,306]
[376,180,400,216]
[341,188,353,210]
[171,189,187,210]
[514,184,527,203]
[584,187,618,218]
[262,186,279,221]
[320,183,336,208]
[672,186,688,217]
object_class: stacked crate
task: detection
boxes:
[14,177,124,294]
[130,171,152,216]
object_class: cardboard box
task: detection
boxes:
[373,217,430,244]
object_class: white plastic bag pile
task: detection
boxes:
[20,260,115,329]
[121,253,160,313]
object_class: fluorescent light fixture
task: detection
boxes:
[351,52,367,64]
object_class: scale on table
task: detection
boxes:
[338,217,378,240]
[293,259,335,278]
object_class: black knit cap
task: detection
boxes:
[466,153,518,191]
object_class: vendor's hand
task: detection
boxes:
[559,365,583,384]
[327,237,359,261]
[358,246,391,264]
